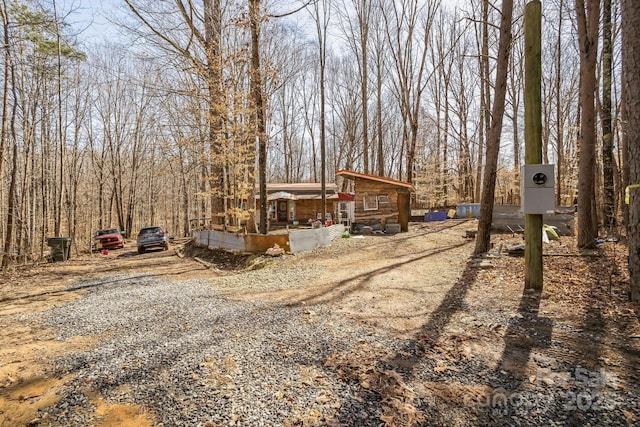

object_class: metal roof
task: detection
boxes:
[255,183,339,199]
[267,191,297,201]
[336,170,415,192]
[266,183,337,193]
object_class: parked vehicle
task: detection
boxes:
[93,228,124,250]
[136,226,169,254]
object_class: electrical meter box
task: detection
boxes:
[521,164,555,214]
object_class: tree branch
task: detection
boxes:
[269,0,318,19]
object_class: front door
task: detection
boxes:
[277,200,288,222]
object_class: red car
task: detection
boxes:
[93,228,124,250]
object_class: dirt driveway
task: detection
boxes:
[1,222,639,426]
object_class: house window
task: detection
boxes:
[363,195,378,210]
[378,195,390,204]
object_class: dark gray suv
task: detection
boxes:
[136,226,169,254]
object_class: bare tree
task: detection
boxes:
[555,0,566,207]
[124,0,227,223]
[475,0,490,203]
[474,0,514,255]
[1,0,85,266]
[575,0,600,249]
[310,0,331,222]
[371,3,389,177]
[450,33,476,202]
[601,0,615,230]
[264,23,311,183]
[0,0,17,268]
[507,4,524,205]
[0,1,9,195]
[329,57,363,174]
[382,0,439,183]
[249,0,267,233]
[622,0,640,301]
[429,8,457,207]
[337,0,372,174]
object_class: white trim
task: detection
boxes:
[363,196,378,211]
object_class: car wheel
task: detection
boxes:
[137,246,145,254]
[163,244,169,251]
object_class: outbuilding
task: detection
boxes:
[336,170,415,232]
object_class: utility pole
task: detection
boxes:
[524,1,543,290]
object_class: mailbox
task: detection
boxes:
[521,164,555,214]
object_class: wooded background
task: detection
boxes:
[0,0,632,267]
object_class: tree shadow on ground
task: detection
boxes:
[332,258,489,426]
[0,266,201,305]
[284,242,469,307]
[496,287,548,380]
[482,251,638,425]
[344,220,474,253]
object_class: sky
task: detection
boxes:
[61,0,468,46]
[60,0,121,44]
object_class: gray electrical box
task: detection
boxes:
[521,164,555,214]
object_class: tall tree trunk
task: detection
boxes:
[622,0,640,302]
[602,0,615,230]
[53,0,65,236]
[376,61,384,176]
[313,0,330,222]
[443,100,449,205]
[476,0,490,203]
[556,0,565,207]
[0,1,10,257]
[0,1,9,194]
[1,32,18,268]
[182,172,190,237]
[575,0,600,249]
[621,93,629,228]
[509,37,522,205]
[2,126,17,268]
[474,0,514,255]
[355,1,371,174]
[249,0,267,234]
[204,0,225,223]
[374,16,385,177]
[40,102,49,258]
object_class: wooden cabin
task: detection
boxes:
[336,170,415,232]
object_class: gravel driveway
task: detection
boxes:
[40,273,401,426]
[4,221,640,426]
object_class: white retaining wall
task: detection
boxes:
[288,224,345,253]
[194,224,345,254]
[194,230,246,251]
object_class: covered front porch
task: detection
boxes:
[256,183,340,226]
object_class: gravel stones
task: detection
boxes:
[13,225,640,426]
[36,274,400,426]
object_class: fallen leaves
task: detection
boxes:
[324,342,424,426]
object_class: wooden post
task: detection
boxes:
[524,1,543,290]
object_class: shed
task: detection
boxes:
[336,170,415,232]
